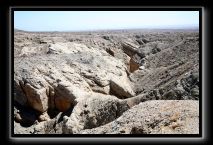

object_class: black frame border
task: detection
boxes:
[7,6,206,144]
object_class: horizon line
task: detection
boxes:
[14,26,199,33]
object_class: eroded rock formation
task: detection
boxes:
[14,29,200,134]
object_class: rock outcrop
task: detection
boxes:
[14,50,133,112]
[63,93,129,134]
[80,100,199,134]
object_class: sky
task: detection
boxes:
[14,11,199,31]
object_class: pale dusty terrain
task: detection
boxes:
[14,29,199,134]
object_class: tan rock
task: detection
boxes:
[63,93,129,134]
[110,77,135,98]
[54,82,89,112]
[24,83,48,113]
[121,40,139,57]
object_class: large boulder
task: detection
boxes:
[110,77,135,99]
[121,40,139,57]
[14,70,50,113]
[14,58,92,113]
[54,80,90,112]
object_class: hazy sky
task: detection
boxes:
[14,11,199,31]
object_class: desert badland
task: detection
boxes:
[14,28,199,134]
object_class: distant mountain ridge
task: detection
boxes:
[14,27,198,33]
